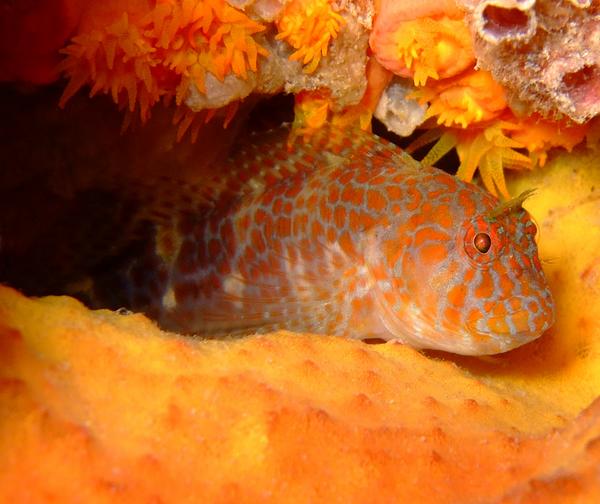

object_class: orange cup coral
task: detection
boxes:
[59,0,268,121]
[368,0,594,200]
[276,0,345,74]
[371,16,475,86]
[506,114,591,167]
[413,69,507,128]
[370,0,472,85]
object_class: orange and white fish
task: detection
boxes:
[84,124,554,355]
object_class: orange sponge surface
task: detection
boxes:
[1,152,600,502]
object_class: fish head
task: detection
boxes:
[366,186,555,355]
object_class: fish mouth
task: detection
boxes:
[486,309,533,336]
[467,304,550,344]
[461,312,535,355]
[461,293,557,354]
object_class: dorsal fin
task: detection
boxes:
[3,122,415,300]
[114,123,418,225]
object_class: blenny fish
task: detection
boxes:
[82,124,554,355]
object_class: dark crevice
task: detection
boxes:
[561,65,600,106]
[482,6,531,38]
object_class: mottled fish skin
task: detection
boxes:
[96,125,555,355]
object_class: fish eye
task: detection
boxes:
[474,232,491,254]
[463,219,504,264]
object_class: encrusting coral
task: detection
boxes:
[59,0,270,122]
[7,0,597,198]
[59,0,372,125]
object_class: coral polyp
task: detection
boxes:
[59,0,268,120]
[59,13,160,121]
[52,0,600,199]
[367,0,597,198]
[276,0,345,74]
[150,0,268,97]
[412,69,507,128]
[409,122,531,197]
[409,112,590,197]
[370,16,475,86]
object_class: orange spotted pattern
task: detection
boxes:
[95,126,554,355]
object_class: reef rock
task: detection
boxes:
[458,0,600,123]
[188,1,374,112]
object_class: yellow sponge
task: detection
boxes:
[1,150,600,501]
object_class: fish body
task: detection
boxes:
[92,125,554,355]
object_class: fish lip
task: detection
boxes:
[463,299,555,354]
[467,306,551,340]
